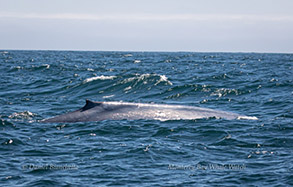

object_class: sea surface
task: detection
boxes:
[0,50,292,186]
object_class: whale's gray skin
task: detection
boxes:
[41,100,257,123]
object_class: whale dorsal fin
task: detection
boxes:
[81,100,102,111]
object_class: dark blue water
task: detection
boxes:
[0,50,292,186]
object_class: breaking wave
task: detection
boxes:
[83,75,117,83]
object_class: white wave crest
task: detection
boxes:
[9,111,35,119]
[123,73,172,85]
[84,75,116,83]
[41,64,50,69]
[155,74,173,86]
[237,116,258,120]
[102,95,115,99]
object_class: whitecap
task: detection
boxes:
[124,86,132,91]
[155,74,173,85]
[87,68,94,72]
[211,88,239,98]
[9,111,35,119]
[83,75,116,83]
[123,73,172,86]
[237,116,258,120]
[123,74,151,83]
[102,95,115,99]
[42,64,50,69]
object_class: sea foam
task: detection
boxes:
[83,75,117,83]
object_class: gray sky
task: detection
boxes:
[1,0,293,53]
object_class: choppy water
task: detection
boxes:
[0,50,292,186]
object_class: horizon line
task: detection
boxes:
[1,48,292,55]
[1,12,293,22]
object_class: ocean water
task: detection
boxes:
[0,50,292,186]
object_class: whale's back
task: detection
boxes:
[41,100,257,123]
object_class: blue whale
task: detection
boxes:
[41,100,257,123]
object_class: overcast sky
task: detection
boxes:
[1,0,293,53]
